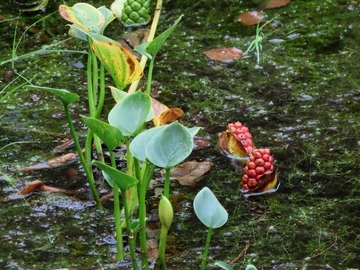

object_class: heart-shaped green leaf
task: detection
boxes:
[81,115,124,151]
[129,126,166,162]
[108,91,151,136]
[193,187,228,229]
[26,85,79,105]
[145,121,193,168]
[92,161,138,191]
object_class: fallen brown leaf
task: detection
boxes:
[193,136,211,150]
[20,152,78,171]
[18,179,44,195]
[203,47,243,62]
[165,161,213,187]
[262,0,290,10]
[238,11,265,26]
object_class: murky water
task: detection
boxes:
[1,0,360,269]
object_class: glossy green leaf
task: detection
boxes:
[59,3,104,31]
[145,121,193,168]
[193,187,228,229]
[81,115,124,151]
[92,161,138,191]
[245,265,258,270]
[215,261,233,270]
[26,85,79,105]
[135,15,183,58]
[108,91,151,136]
[102,171,116,189]
[129,126,166,162]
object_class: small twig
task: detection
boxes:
[230,238,252,265]
[308,235,337,260]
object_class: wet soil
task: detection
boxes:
[1,0,360,269]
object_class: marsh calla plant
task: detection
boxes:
[194,187,228,270]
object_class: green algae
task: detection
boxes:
[1,0,360,269]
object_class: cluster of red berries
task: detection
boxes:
[226,122,277,193]
[242,148,275,191]
[227,122,254,154]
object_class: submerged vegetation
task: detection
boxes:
[1,0,360,269]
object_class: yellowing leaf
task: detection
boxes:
[59,3,104,31]
[92,40,143,89]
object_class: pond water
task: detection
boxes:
[1,0,360,269]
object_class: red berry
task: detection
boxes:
[264,162,272,170]
[248,170,256,178]
[248,179,258,188]
[256,166,265,175]
[242,175,248,183]
[253,151,262,159]
[255,158,265,166]
[247,162,256,169]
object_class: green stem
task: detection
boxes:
[95,64,106,119]
[122,187,139,270]
[145,58,156,95]
[63,104,103,210]
[110,151,124,261]
[138,163,156,269]
[163,167,171,199]
[138,162,148,269]
[200,227,213,270]
[157,226,169,270]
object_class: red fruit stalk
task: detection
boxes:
[241,148,277,193]
[227,121,254,154]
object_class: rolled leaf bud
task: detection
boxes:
[159,195,173,230]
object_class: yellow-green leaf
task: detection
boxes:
[92,40,143,89]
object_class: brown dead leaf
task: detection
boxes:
[41,185,65,193]
[147,239,158,260]
[166,161,213,187]
[204,47,243,62]
[18,180,44,195]
[238,11,266,26]
[20,152,78,171]
[159,108,184,125]
[193,136,211,150]
[262,0,290,10]
[151,97,184,126]
[18,180,66,195]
